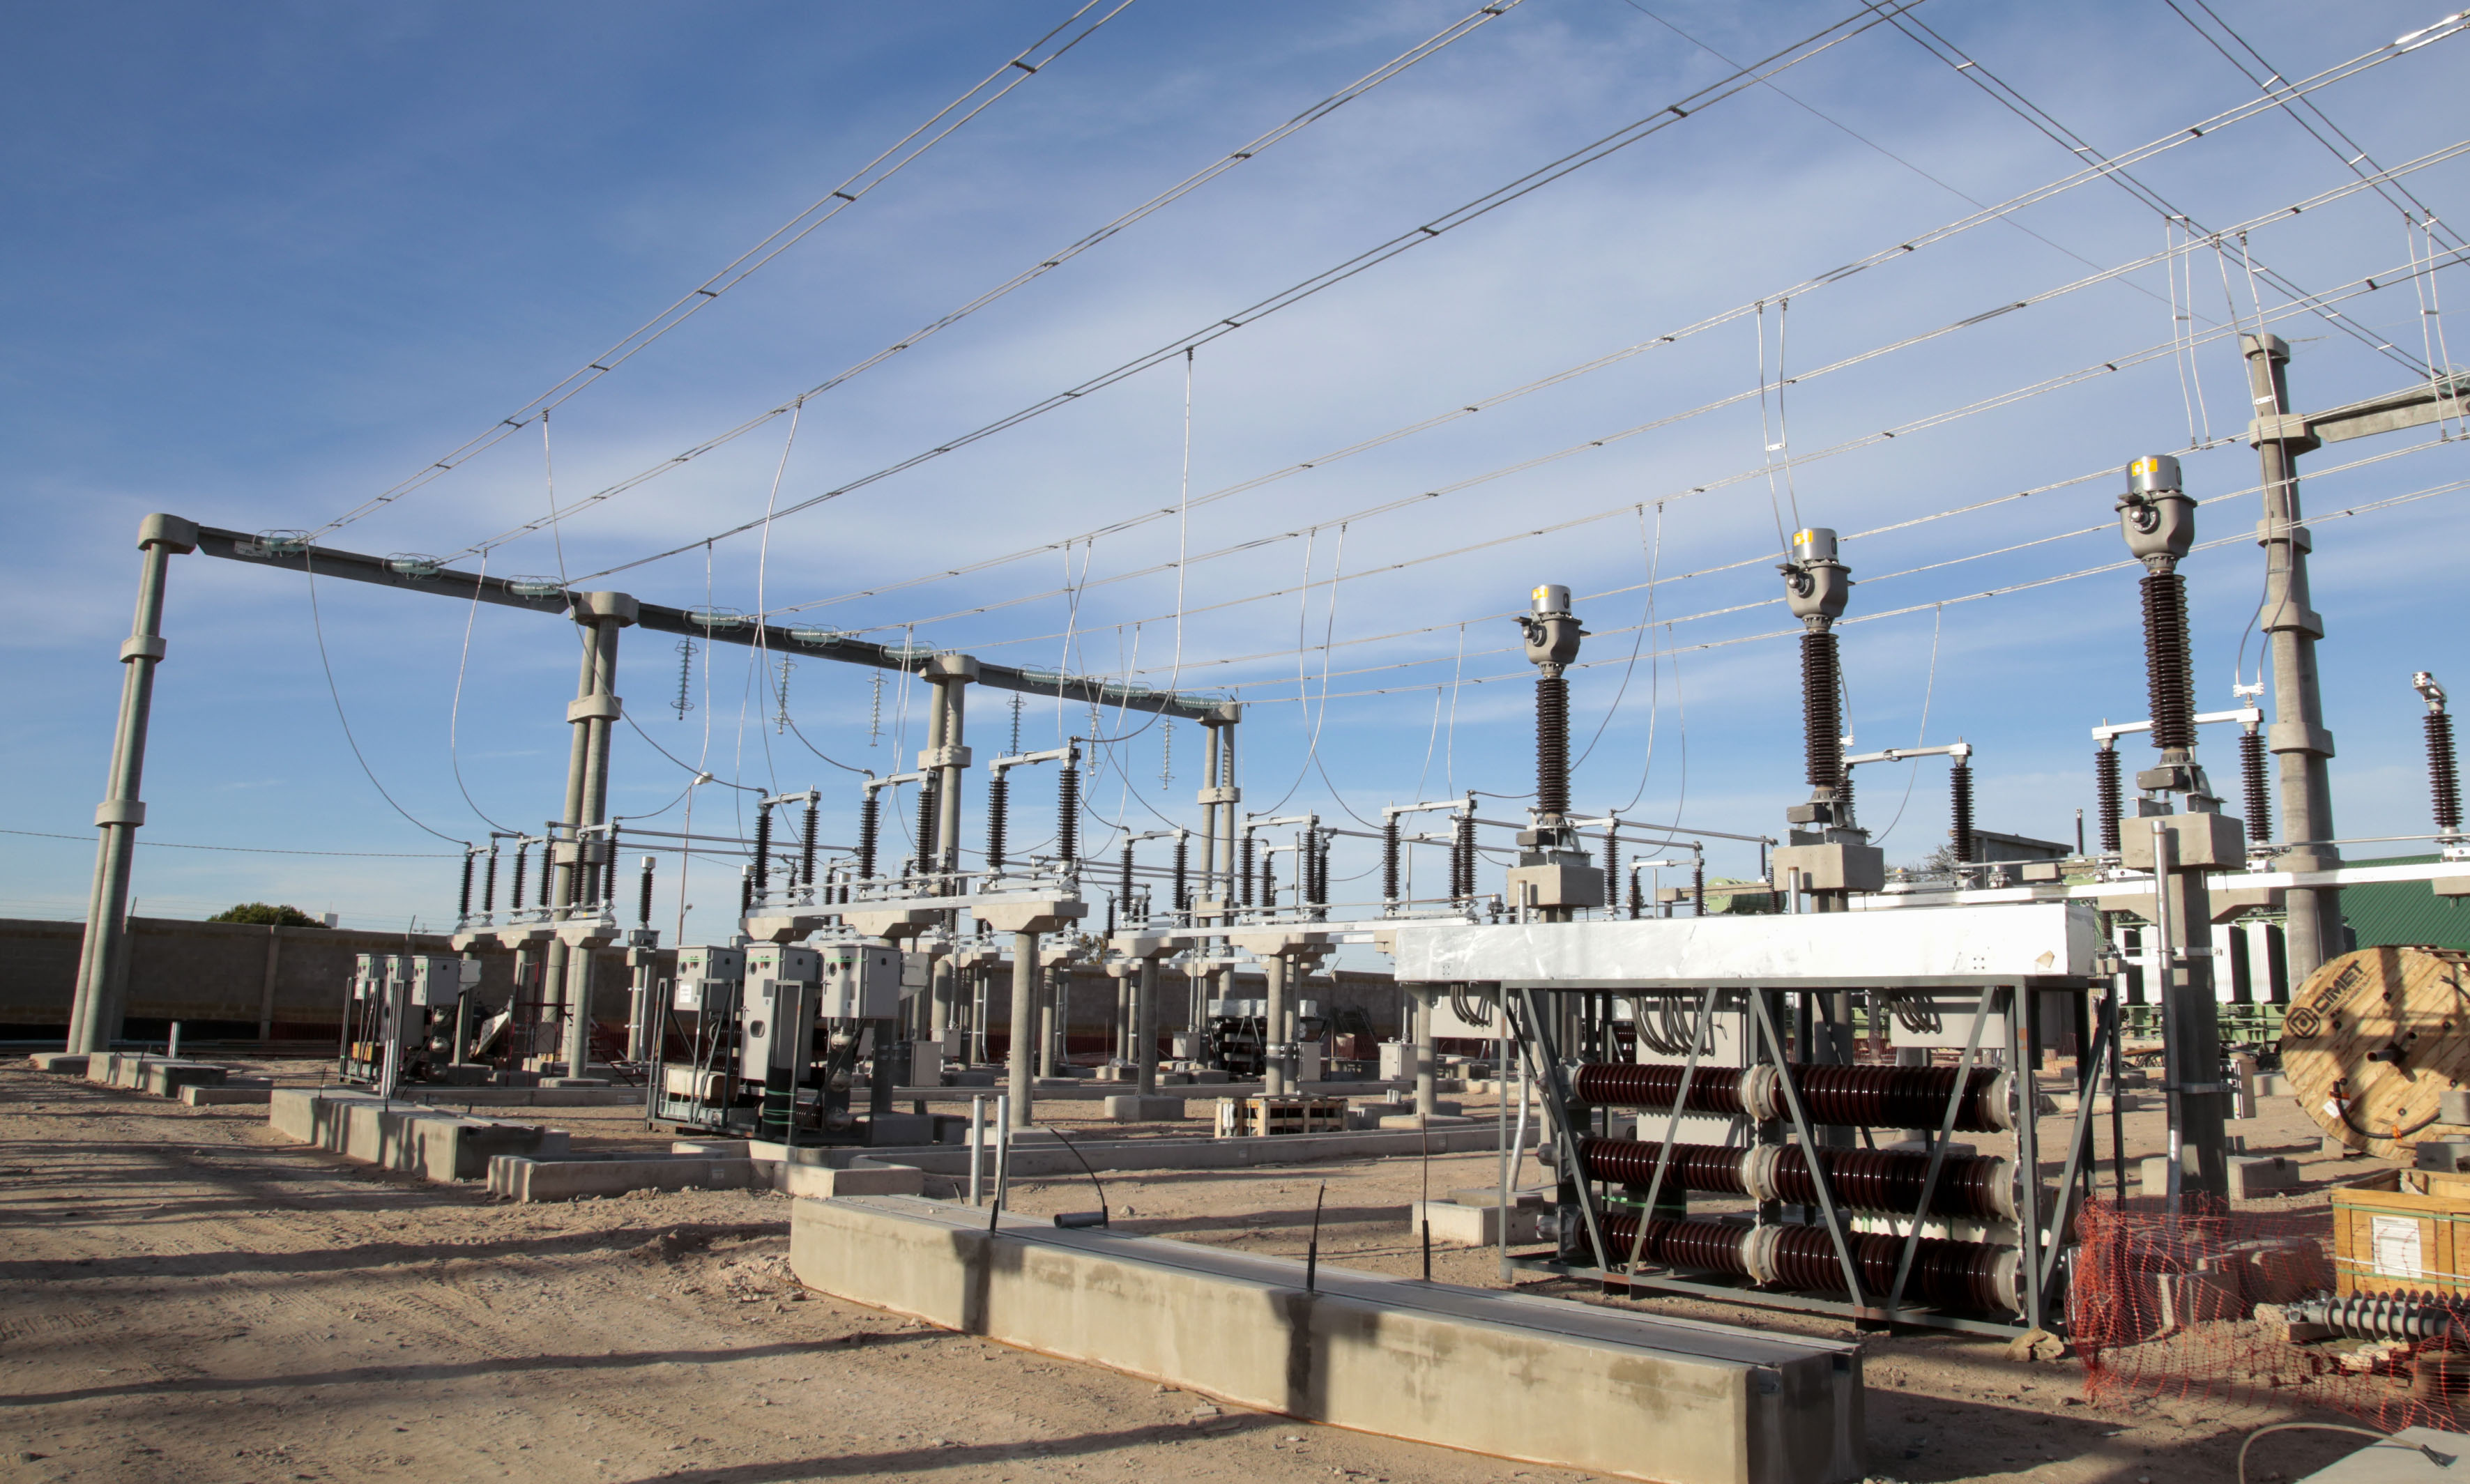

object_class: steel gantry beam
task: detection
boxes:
[190,526,1239,724]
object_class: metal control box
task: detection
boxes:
[404,955,477,1008]
[746,944,821,984]
[818,942,903,1020]
[741,978,817,1073]
[673,945,746,1013]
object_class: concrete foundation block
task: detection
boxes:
[269,1088,570,1182]
[2153,1269,2246,1329]
[1102,1095,1187,1122]
[1378,1112,1474,1130]
[2229,1155,2303,1200]
[1407,1199,1544,1247]
[776,1161,927,1199]
[181,1086,273,1107]
[489,1154,761,1201]
[789,1195,1863,1484]
[145,1063,228,1098]
[26,1053,88,1075]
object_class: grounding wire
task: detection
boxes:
[445,546,518,835]
[440,0,1541,568]
[848,147,2470,641]
[1866,602,1942,846]
[300,551,466,846]
[309,0,1143,541]
[497,1,1931,577]
[763,42,2445,625]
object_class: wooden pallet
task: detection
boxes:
[1214,1094,1348,1138]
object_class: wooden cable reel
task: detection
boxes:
[2281,944,2470,1161]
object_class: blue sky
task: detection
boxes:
[6,0,2467,943]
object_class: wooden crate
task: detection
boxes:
[2331,1166,2470,1298]
[1215,1095,1349,1138]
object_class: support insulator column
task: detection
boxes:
[855,788,880,880]
[2094,746,2124,854]
[637,855,655,928]
[1949,760,1975,864]
[2421,674,2462,834]
[1381,816,1401,908]
[984,774,1009,870]
[2240,728,2272,844]
[799,797,818,889]
[1800,630,1843,797]
[753,802,774,903]
[1055,754,1080,866]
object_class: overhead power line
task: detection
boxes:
[763,54,2456,626]
[864,229,2470,655]
[460,0,1933,574]
[307,0,1142,542]
[1879,3,2460,376]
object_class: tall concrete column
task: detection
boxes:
[1136,955,1160,1094]
[1262,953,1289,1094]
[929,955,954,1043]
[2244,334,2342,980]
[69,514,198,1055]
[1039,962,1062,1078]
[922,655,975,887]
[1007,931,1038,1128]
[558,593,633,1076]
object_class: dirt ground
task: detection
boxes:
[0,1059,2402,1484]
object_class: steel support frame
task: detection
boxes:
[1500,980,2096,1336]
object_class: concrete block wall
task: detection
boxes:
[0,915,632,1041]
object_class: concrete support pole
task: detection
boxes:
[1136,956,1160,1095]
[1007,931,1037,1129]
[924,656,976,887]
[2154,823,2230,1204]
[1415,988,1438,1116]
[2244,333,2342,980]
[1262,953,1290,1095]
[1040,963,1062,1078]
[561,594,632,1076]
[929,956,954,1043]
[1198,724,1223,902]
[69,514,197,1055]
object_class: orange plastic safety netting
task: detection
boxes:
[2070,1198,2470,1431]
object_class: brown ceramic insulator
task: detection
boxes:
[1571,1062,1750,1117]
[1789,1063,2004,1132]
[1765,1225,2009,1312]
[1576,1137,1747,1195]
[1596,1214,1751,1276]
[1763,1146,2007,1219]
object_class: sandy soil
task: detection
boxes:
[0,1060,2397,1483]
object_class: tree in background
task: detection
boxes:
[207,903,325,928]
